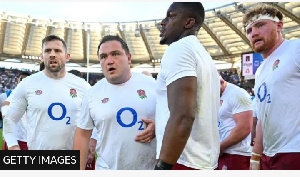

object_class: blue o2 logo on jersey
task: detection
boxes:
[116,107,144,130]
[48,103,71,125]
[257,82,271,103]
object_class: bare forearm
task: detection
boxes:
[159,115,194,164]
[221,126,250,150]
[252,121,263,154]
[73,128,92,170]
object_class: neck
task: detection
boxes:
[43,68,66,79]
[177,29,197,41]
[262,36,284,59]
[220,81,227,96]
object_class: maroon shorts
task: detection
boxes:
[172,163,199,170]
[18,140,28,150]
[85,158,95,170]
[218,153,250,170]
[261,152,300,170]
[2,140,28,150]
[2,139,7,150]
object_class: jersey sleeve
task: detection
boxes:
[90,127,98,140]
[8,80,28,113]
[3,106,26,148]
[76,89,94,130]
[231,89,253,115]
[3,82,27,148]
[162,43,197,86]
[294,39,300,69]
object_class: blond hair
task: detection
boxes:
[243,3,283,28]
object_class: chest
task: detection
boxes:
[25,81,83,114]
[89,84,156,123]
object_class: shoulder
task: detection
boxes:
[283,39,300,50]
[168,35,198,50]
[132,72,156,85]
[20,71,42,83]
[66,73,90,88]
[89,77,106,91]
[228,83,249,98]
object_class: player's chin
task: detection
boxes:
[159,37,167,45]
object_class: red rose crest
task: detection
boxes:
[220,100,223,106]
[101,98,109,103]
[137,89,147,99]
[272,59,280,71]
[70,88,77,98]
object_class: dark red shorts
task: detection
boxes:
[172,163,199,170]
[2,140,28,150]
[261,152,300,170]
[218,153,250,170]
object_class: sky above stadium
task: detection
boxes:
[0,2,233,22]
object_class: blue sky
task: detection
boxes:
[0,2,233,22]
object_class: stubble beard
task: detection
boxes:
[252,29,277,54]
[46,62,64,74]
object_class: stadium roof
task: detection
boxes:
[0,2,299,72]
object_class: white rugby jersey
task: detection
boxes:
[218,83,253,156]
[3,91,27,142]
[3,71,90,150]
[254,39,300,156]
[156,35,220,170]
[77,72,157,170]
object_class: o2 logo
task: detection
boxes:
[257,82,271,103]
[116,107,144,130]
[48,103,71,125]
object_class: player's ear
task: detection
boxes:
[65,53,70,62]
[127,53,132,64]
[185,18,196,29]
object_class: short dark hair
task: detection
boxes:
[18,71,31,82]
[173,2,205,30]
[68,69,83,78]
[19,71,31,77]
[97,35,130,56]
[42,34,68,53]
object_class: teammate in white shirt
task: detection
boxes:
[73,35,156,170]
[155,2,220,170]
[244,4,300,170]
[218,76,253,170]
[3,35,91,150]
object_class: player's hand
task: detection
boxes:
[86,150,95,166]
[8,145,21,150]
[249,160,260,170]
[135,118,155,143]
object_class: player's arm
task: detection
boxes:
[250,120,263,170]
[135,118,155,143]
[220,110,253,155]
[73,127,92,170]
[3,105,25,150]
[156,76,197,169]
[251,116,258,146]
